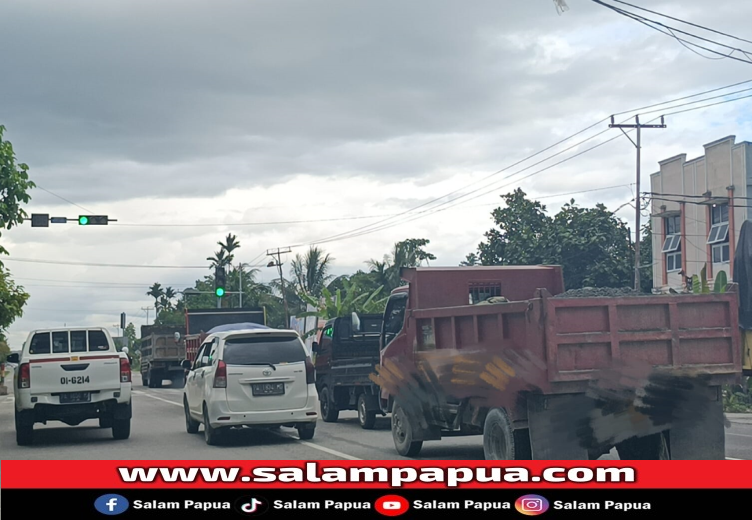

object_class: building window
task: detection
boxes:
[662,215,681,273]
[708,204,730,264]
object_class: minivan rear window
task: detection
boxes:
[223,336,306,365]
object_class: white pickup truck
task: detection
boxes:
[7,327,133,446]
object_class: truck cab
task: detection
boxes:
[312,312,384,429]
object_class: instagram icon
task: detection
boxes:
[515,495,550,516]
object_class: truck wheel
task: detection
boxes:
[203,404,222,446]
[483,408,516,460]
[99,416,114,429]
[391,401,423,457]
[184,397,200,434]
[15,409,34,446]
[112,417,131,440]
[173,375,186,389]
[320,387,339,423]
[616,432,670,460]
[147,369,157,388]
[358,394,377,429]
[297,423,316,440]
[142,373,149,387]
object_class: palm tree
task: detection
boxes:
[147,283,164,309]
[207,249,229,268]
[291,246,334,298]
[367,238,436,293]
[218,233,241,265]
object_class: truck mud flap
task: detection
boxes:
[526,394,591,460]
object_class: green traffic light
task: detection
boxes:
[215,288,225,297]
[79,216,89,225]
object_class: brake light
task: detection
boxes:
[19,363,30,389]
[214,360,227,388]
[120,357,131,383]
[305,357,315,385]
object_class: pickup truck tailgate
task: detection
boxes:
[29,354,122,395]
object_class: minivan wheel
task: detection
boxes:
[203,405,221,446]
[297,423,315,440]
[184,397,200,434]
[358,394,376,429]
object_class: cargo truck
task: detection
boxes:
[184,308,267,363]
[312,313,384,429]
[371,266,742,460]
[140,325,186,388]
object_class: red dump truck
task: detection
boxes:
[184,308,267,363]
[371,266,742,460]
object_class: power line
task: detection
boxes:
[3,258,210,268]
[34,186,95,213]
[113,214,395,227]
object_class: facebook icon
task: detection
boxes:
[94,494,129,515]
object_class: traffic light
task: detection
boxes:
[78,215,109,225]
[120,312,126,329]
[214,266,226,297]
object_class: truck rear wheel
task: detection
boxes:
[616,432,670,460]
[112,402,132,440]
[172,375,186,389]
[15,409,34,446]
[483,408,517,460]
[392,401,423,457]
[358,394,377,429]
[320,387,339,422]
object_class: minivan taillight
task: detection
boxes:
[120,357,131,383]
[214,360,227,388]
[19,363,30,389]
[305,357,315,385]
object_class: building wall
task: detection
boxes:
[650,135,751,292]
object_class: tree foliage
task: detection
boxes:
[475,189,635,289]
[0,125,34,338]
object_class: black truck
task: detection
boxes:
[312,313,384,429]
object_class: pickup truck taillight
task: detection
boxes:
[305,357,315,384]
[18,363,30,389]
[120,357,131,383]
[213,360,227,388]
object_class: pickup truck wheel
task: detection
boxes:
[15,409,34,446]
[392,401,423,457]
[112,417,131,440]
[297,423,315,440]
[320,387,339,422]
[483,408,516,460]
[358,394,376,429]
[99,416,114,429]
[184,397,200,434]
[203,405,222,446]
[616,432,670,460]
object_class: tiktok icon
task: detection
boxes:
[234,496,270,516]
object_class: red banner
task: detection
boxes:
[2,460,750,489]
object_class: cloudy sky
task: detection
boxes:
[2,0,752,348]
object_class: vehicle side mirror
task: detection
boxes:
[312,341,319,353]
[6,353,19,364]
[351,312,361,332]
[181,359,192,370]
[174,332,181,342]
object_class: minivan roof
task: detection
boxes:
[209,328,300,340]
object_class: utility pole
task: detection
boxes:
[267,247,291,326]
[609,115,666,291]
[141,306,154,325]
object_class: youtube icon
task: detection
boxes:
[374,495,410,517]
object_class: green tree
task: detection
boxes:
[0,339,10,364]
[366,238,437,293]
[460,253,480,266]
[124,323,137,350]
[290,246,334,299]
[0,125,35,338]
[639,220,653,293]
[473,190,635,289]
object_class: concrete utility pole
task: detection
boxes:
[609,115,667,291]
[267,248,291,327]
[141,306,155,325]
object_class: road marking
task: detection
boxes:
[132,391,362,460]
[728,432,752,439]
[726,457,744,460]
[133,391,183,408]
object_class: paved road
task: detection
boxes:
[1,373,749,460]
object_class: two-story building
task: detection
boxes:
[650,135,752,292]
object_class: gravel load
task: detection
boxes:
[552,286,650,298]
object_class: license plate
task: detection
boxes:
[59,392,91,404]
[251,383,285,396]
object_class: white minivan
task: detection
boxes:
[181,328,318,445]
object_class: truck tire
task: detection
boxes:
[184,397,200,434]
[15,409,34,446]
[616,432,670,460]
[320,387,339,423]
[358,394,377,430]
[391,401,423,457]
[112,402,132,440]
[142,372,149,387]
[483,408,517,460]
[99,416,114,428]
[172,375,186,389]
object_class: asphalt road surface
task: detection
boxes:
[1,373,750,460]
